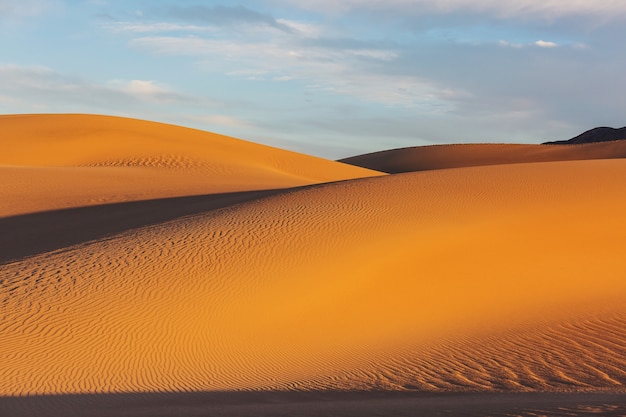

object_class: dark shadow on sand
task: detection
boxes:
[1,390,625,417]
[0,188,292,265]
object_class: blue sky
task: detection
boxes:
[2,0,626,158]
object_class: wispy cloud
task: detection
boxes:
[164,5,293,32]
[535,39,558,48]
[276,19,324,38]
[0,64,198,112]
[278,0,626,20]
[499,39,563,48]
[0,0,59,18]
[130,34,452,108]
[103,22,217,34]
[498,40,524,48]
[108,79,196,103]
[4,0,626,158]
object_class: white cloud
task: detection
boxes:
[347,49,398,60]
[273,75,296,81]
[0,65,197,111]
[277,0,626,20]
[0,0,54,16]
[124,79,164,95]
[498,40,524,48]
[106,79,192,103]
[498,39,580,49]
[535,40,558,48]
[165,5,292,32]
[102,22,217,34]
[276,19,325,38]
[130,35,452,109]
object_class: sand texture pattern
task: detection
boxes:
[2,151,626,396]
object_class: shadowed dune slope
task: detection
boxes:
[0,114,381,216]
[0,189,287,264]
[1,159,625,395]
[339,142,626,173]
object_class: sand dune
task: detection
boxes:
[2,159,625,397]
[339,142,626,173]
[0,189,286,264]
[0,114,380,216]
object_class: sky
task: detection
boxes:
[1,0,626,158]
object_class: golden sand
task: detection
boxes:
[0,114,380,217]
[1,115,625,397]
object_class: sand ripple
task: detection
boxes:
[1,159,626,395]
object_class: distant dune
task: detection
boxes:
[544,126,626,144]
[0,114,381,217]
[339,142,626,173]
[2,115,625,416]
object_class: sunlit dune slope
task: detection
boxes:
[339,142,626,173]
[2,159,625,395]
[0,114,381,216]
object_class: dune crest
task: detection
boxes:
[0,114,381,217]
[2,159,625,395]
[339,142,626,173]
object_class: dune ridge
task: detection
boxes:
[339,142,626,173]
[2,159,625,396]
[0,114,381,217]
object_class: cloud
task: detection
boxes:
[499,39,563,48]
[25,0,624,158]
[277,0,626,20]
[102,22,217,34]
[108,79,195,103]
[498,40,524,48]
[130,34,454,109]
[164,5,293,32]
[276,19,324,38]
[0,0,58,18]
[535,39,558,48]
[0,64,197,112]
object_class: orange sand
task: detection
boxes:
[340,142,626,173]
[2,133,625,396]
[0,114,380,217]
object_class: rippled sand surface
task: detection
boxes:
[1,115,625,416]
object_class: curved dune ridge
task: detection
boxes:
[339,142,626,173]
[1,159,626,395]
[0,114,381,216]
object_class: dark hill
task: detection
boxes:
[544,127,626,144]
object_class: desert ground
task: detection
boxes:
[1,114,625,416]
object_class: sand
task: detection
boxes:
[339,142,626,173]
[1,115,625,416]
[0,114,380,217]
